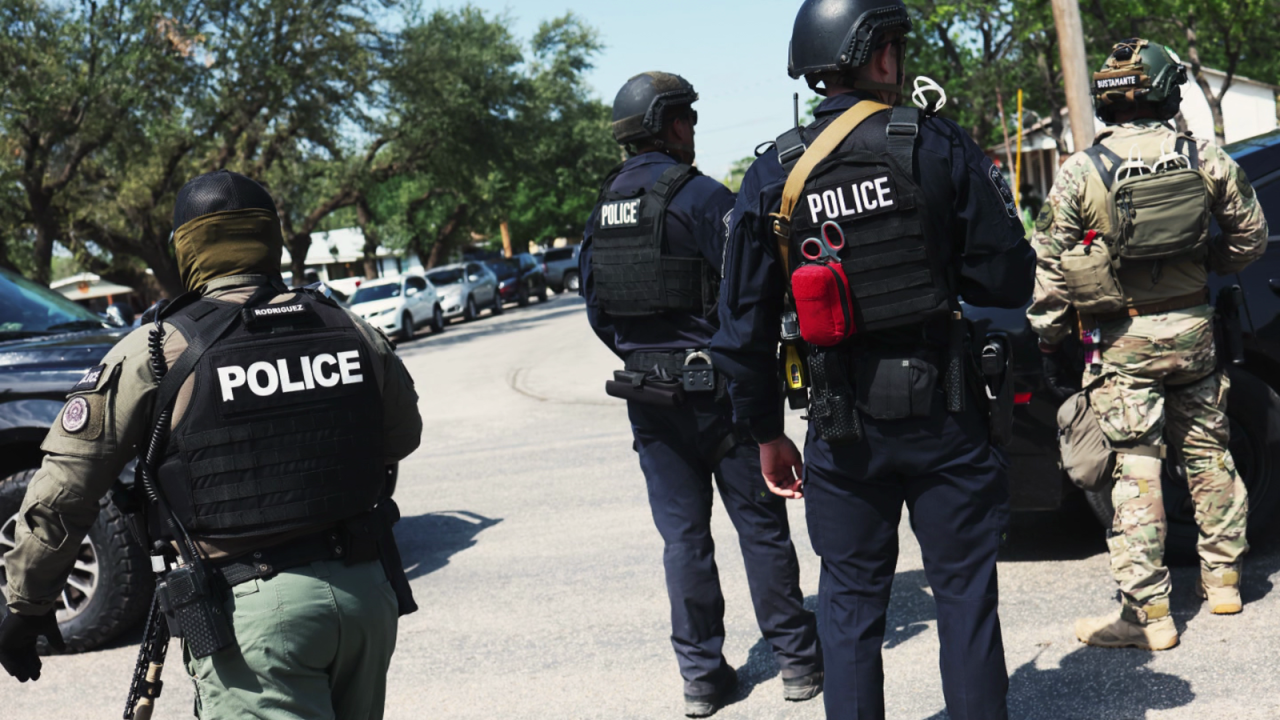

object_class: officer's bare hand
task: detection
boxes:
[760,435,805,499]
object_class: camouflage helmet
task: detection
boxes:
[610,72,698,146]
[1093,38,1188,123]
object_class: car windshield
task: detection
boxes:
[427,269,464,285]
[0,268,108,338]
[486,261,514,277]
[350,283,401,304]
[545,248,574,262]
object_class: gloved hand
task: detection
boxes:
[0,609,64,682]
[1041,346,1080,402]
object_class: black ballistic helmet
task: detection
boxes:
[788,0,913,80]
[172,169,277,235]
[611,72,699,146]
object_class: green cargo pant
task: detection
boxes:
[185,559,399,719]
[1087,306,1249,621]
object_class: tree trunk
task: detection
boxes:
[30,206,58,287]
[355,195,382,280]
[1183,14,1227,145]
[286,233,311,287]
[425,203,467,269]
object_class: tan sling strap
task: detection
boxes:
[770,100,892,276]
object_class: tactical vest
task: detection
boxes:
[591,163,713,317]
[155,292,385,539]
[781,106,952,334]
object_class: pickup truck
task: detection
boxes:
[967,128,1280,557]
[0,267,149,652]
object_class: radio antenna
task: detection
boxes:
[793,93,801,129]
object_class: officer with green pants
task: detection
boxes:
[1030,39,1267,650]
[0,170,423,719]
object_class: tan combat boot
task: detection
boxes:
[1199,569,1243,615]
[1075,607,1178,650]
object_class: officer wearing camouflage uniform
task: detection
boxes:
[1029,39,1267,650]
[582,73,822,717]
[0,170,423,719]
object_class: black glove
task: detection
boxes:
[1041,348,1080,402]
[0,609,65,682]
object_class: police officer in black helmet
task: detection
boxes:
[712,2,1035,718]
[580,73,822,717]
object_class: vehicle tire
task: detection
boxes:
[400,312,415,341]
[430,304,445,333]
[492,292,504,316]
[517,285,530,308]
[464,295,479,321]
[536,283,547,302]
[1083,367,1280,564]
[0,470,151,654]
[564,271,581,293]
[554,283,566,295]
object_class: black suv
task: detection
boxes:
[0,267,150,652]
[487,252,548,307]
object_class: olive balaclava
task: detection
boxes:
[171,170,283,292]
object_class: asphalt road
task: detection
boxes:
[7,293,1280,719]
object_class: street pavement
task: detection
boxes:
[6,292,1280,719]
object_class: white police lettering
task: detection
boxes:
[600,199,641,228]
[216,352,363,401]
[805,173,896,224]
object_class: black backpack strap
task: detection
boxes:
[151,285,278,420]
[648,164,698,252]
[885,106,921,177]
[1085,144,1124,191]
[594,162,627,205]
[1175,134,1199,169]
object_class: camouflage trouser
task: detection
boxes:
[1086,305,1249,621]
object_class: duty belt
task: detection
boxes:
[215,527,349,587]
[623,349,719,394]
[1089,289,1210,323]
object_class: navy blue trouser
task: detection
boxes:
[629,394,821,694]
[804,396,1009,720]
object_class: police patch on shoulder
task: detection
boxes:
[62,396,90,433]
[988,165,1018,218]
[71,364,107,392]
[1036,204,1055,232]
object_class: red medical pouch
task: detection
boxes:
[791,262,856,346]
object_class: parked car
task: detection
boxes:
[427,262,501,321]
[544,245,582,293]
[349,274,443,340]
[0,267,149,653]
[487,252,548,307]
[966,128,1280,557]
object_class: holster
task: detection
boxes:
[808,349,863,444]
[1216,284,1245,367]
[981,335,1014,447]
[605,370,685,407]
[369,498,418,616]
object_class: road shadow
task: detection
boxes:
[919,646,1194,720]
[395,510,502,581]
[395,297,583,356]
[1000,492,1108,563]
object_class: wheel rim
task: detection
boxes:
[0,512,100,623]
[567,275,579,291]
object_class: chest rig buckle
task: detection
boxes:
[682,351,716,393]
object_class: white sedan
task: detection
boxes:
[349,274,444,340]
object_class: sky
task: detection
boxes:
[428,0,820,182]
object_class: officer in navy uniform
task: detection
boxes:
[711,2,1035,719]
[580,72,822,717]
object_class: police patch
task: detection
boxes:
[988,165,1018,218]
[71,364,106,392]
[62,396,90,433]
[1036,204,1055,232]
[599,198,642,229]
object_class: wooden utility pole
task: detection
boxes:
[1051,0,1095,154]
[500,220,513,258]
